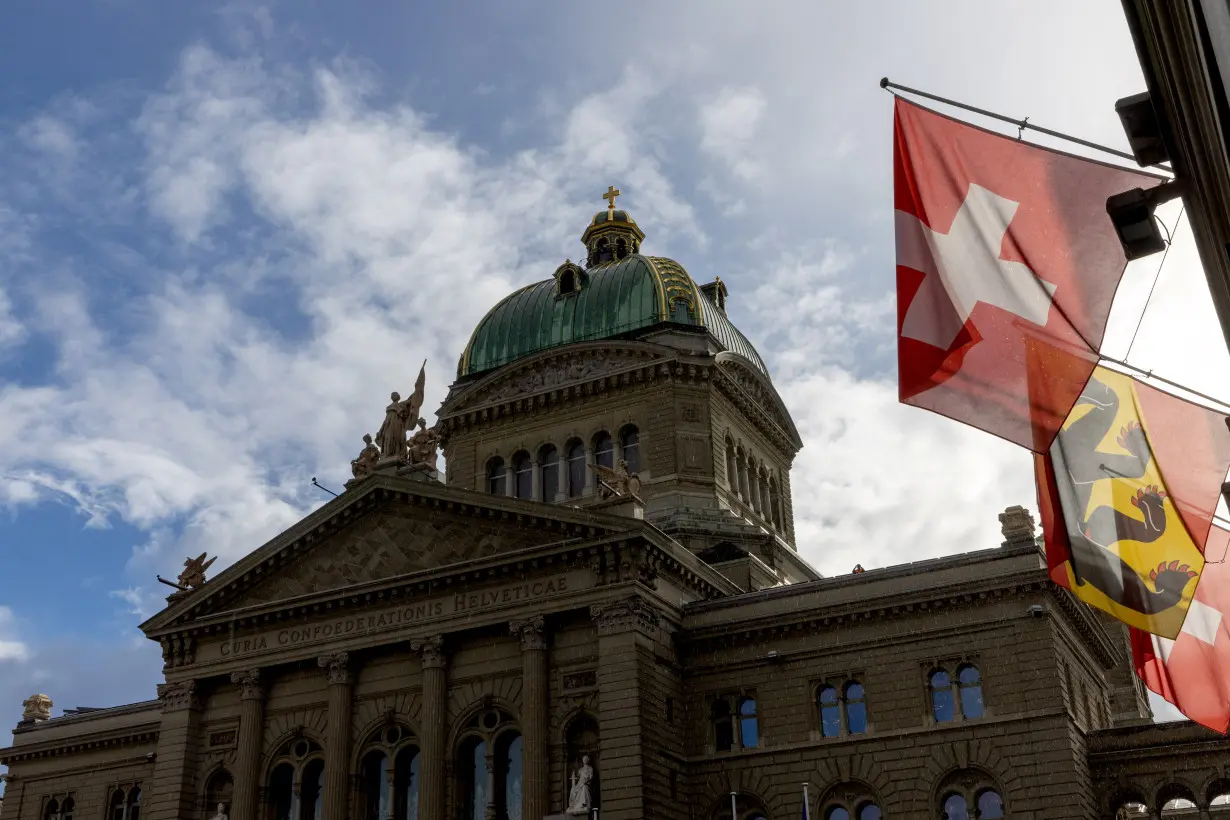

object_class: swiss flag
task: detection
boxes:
[1132,525,1230,733]
[894,97,1163,452]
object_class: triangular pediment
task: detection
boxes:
[140,476,636,634]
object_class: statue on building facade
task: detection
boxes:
[407,418,439,469]
[376,360,427,462]
[350,433,381,479]
[158,552,217,593]
[21,693,52,723]
[210,804,228,820]
[565,755,594,815]
[590,459,641,499]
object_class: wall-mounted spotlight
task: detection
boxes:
[1115,92,1170,167]
[1107,181,1184,261]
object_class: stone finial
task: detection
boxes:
[21,693,52,723]
[999,505,1037,548]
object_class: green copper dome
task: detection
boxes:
[458,254,769,379]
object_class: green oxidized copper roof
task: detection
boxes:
[458,254,769,379]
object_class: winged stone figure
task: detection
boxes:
[376,360,427,462]
[589,459,641,499]
[178,553,217,589]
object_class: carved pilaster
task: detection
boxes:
[510,615,547,651]
[156,679,200,713]
[230,669,266,820]
[231,668,264,700]
[317,651,351,685]
[510,616,549,820]
[412,634,447,669]
[413,635,448,820]
[590,597,660,637]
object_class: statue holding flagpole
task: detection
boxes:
[376,360,427,463]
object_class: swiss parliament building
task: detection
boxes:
[3,198,1230,820]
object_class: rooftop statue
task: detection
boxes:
[590,459,641,499]
[376,360,426,463]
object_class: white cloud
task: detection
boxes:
[699,86,767,183]
[0,607,29,663]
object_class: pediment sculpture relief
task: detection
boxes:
[459,348,659,410]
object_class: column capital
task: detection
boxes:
[156,679,201,713]
[411,634,447,669]
[590,596,660,637]
[510,615,547,651]
[317,651,352,685]
[230,668,265,700]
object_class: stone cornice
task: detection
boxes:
[712,352,802,453]
[141,476,648,635]
[1087,721,1230,760]
[0,721,160,765]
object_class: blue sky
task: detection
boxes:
[0,0,1221,762]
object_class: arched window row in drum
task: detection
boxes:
[485,424,641,502]
[723,435,786,533]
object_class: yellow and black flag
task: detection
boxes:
[1035,366,1230,639]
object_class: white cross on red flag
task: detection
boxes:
[894,97,1163,452]
[1132,525,1230,733]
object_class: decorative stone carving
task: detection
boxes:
[510,615,547,651]
[999,505,1037,547]
[160,633,197,669]
[158,552,218,594]
[157,680,199,712]
[590,597,659,637]
[478,350,638,405]
[230,669,263,700]
[21,693,52,723]
[376,361,426,463]
[407,418,440,469]
[565,755,595,815]
[589,459,641,499]
[350,433,381,478]
[317,652,351,685]
[411,635,446,669]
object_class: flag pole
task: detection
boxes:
[1098,354,1230,415]
[880,77,1169,170]
[802,783,811,820]
[731,791,738,820]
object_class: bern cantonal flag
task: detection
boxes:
[1132,525,1230,733]
[894,97,1163,453]
[1035,365,1230,639]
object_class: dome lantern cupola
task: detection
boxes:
[581,185,645,267]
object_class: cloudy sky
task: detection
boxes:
[0,0,1220,750]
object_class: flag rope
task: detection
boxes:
[1124,205,1186,362]
[1098,353,1230,416]
[880,77,1172,172]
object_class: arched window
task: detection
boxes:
[619,425,640,473]
[769,478,783,530]
[513,451,532,499]
[856,804,881,820]
[560,270,576,294]
[109,790,126,820]
[539,445,559,502]
[127,787,142,820]
[976,790,1004,819]
[930,669,955,723]
[712,699,734,752]
[759,470,772,519]
[567,440,586,498]
[941,793,968,820]
[616,238,628,259]
[43,798,59,820]
[957,665,984,719]
[457,709,520,820]
[747,458,761,513]
[109,787,142,820]
[61,798,73,820]
[265,737,325,820]
[459,738,487,820]
[844,681,867,734]
[826,809,850,820]
[359,724,419,820]
[487,457,506,495]
[818,685,841,737]
[738,697,759,749]
[593,432,614,469]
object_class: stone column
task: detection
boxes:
[584,445,596,496]
[590,597,660,820]
[531,459,541,501]
[504,464,515,497]
[146,680,203,820]
[230,669,266,820]
[318,652,354,820]
[511,616,549,820]
[412,635,447,820]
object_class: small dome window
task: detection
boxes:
[554,260,584,296]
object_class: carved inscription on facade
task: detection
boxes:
[562,670,597,691]
[208,730,237,749]
[201,574,578,662]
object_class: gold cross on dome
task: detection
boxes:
[602,185,621,211]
